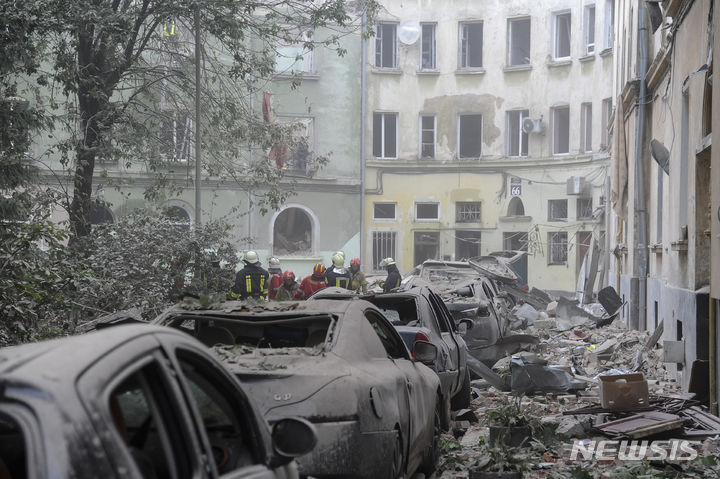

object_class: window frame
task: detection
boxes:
[577,197,593,220]
[458,21,484,69]
[584,4,596,55]
[455,230,482,260]
[375,22,398,69]
[415,202,440,222]
[458,114,483,159]
[581,102,593,153]
[507,17,531,66]
[551,105,570,155]
[160,109,193,163]
[601,98,612,148]
[506,109,529,157]
[548,199,568,222]
[373,112,398,159]
[373,202,398,221]
[548,231,568,265]
[419,114,436,159]
[604,0,615,50]
[420,23,437,70]
[552,11,572,60]
[455,201,482,223]
[274,31,315,74]
[372,231,397,271]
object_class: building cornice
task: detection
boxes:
[646,46,671,94]
[367,154,610,171]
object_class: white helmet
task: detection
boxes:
[332,252,344,268]
[243,251,259,264]
[379,257,396,268]
[268,256,281,267]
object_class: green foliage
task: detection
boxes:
[471,441,531,474]
[484,395,540,429]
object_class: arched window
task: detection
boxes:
[507,197,525,216]
[273,207,312,255]
[89,204,114,225]
[164,206,191,223]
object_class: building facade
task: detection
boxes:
[608,0,715,392]
[363,0,614,294]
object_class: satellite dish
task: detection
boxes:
[398,21,421,45]
[650,139,670,174]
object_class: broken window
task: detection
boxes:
[275,31,314,73]
[459,22,483,68]
[375,23,397,68]
[276,116,314,172]
[416,202,439,221]
[584,5,596,55]
[576,231,592,274]
[458,114,482,158]
[420,115,436,158]
[373,203,397,220]
[372,231,396,270]
[456,202,482,223]
[604,0,615,49]
[507,197,525,216]
[548,231,568,265]
[421,23,437,70]
[548,199,568,221]
[455,230,482,260]
[160,110,192,162]
[507,17,531,66]
[552,12,571,59]
[506,110,529,157]
[581,103,592,153]
[552,105,570,155]
[273,207,312,256]
[414,231,440,265]
[577,197,593,220]
[601,98,612,148]
[373,112,398,158]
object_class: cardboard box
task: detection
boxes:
[599,373,649,411]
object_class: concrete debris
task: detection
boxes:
[555,415,593,438]
[512,303,539,324]
[546,301,558,317]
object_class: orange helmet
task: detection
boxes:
[350,257,361,266]
[313,263,326,276]
[283,270,295,281]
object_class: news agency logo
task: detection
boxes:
[569,439,702,461]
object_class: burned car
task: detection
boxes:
[311,286,471,413]
[151,299,443,479]
[0,324,315,479]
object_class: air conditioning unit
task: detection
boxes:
[522,117,545,134]
[567,176,590,196]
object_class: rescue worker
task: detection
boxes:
[380,257,402,293]
[230,251,270,301]
[296,264,328,299]
[348,257,368,294]
[325,252,351,289]
[275,270,299,301]
[267,256,283,300]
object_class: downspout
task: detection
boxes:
[248,72,255,249]
[711,298,717,415]
[360,9,367,266]
[634,3,650,331]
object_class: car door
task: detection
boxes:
[427,291,462,378]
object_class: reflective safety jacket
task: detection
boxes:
[268,273,283,300]
[295,275,327,299]
[325,267,351,289]
[231,263,270,300]
[275,282,300,301]
[349,269,368,293]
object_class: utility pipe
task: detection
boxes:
[194,6,202,225]
[711,297,717,415]
[359,9,367,266]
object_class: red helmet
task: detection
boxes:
[283,270,295,281]
[350,257,361,266]
[313,263,326,276]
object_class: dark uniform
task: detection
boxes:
[231,262,270,300]
[383,264,402,293]
[325,266,351,289]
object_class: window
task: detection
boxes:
[604,0,615,49]
[577,197,593,220]
[276,116,314,172]
[458,114,482,158]
[372,231,396,270]
[373,112,398,159]
[414,231,440,265]
[548,199,568,221]
[507,17,531,66]
[420,23,437,70]
[548,232,568,264]
[420,115,436,158]
[416,202,439,221]
[507,197,525,216]
[552,106,570,154]
[160,111,192,161]
[274,207,312,255]
[506,110,529,157]
[364,311,408,359]
[459,22,483,68]
[601,98,612,148]
[375,23,397,68]
[275,32,313,73]
[581,103,592,152]
[584,5,596,54]
[456,202,482,222]
[552,12,571,59]
[373,203,397,220]
[456,230,482,259]
[163,205,191,232]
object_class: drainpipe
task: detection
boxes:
[711,298,717,415]
[634,3,650,331]
[248,72,255,249]
[359,9,367,266]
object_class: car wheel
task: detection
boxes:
[419,404,442,476]
[450,369,472,410]
[389,428,405,479]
